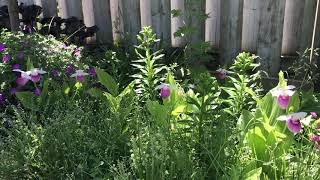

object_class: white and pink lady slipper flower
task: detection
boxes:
[215,68,227,80]
[71,70,89,82]
[277,112,307,134]
[271,85,295,110]
[156,83,177,99]
[28,68,47,82]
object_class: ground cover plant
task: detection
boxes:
[1,27,320,179]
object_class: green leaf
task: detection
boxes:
[96,68,119,96]
[244,167,262,180]
[16,92,38,111]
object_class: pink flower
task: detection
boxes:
[277,112,307,134]
[0,43,6,52]
[271,85,295,110]
[311,112,318,119]
[71,70,89,82]
[309,134,320,142]
[73,48,81,56]
[156,83,176,99]
[28,68,47,82]
[215,68,227,80]
[15,71,31,86]
[12,64,21,70]
[2,54,10,63]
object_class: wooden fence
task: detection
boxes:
[0,0,319,76]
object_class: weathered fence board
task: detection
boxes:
[171,0,185,47]
[110,0,124,43]
[93,0,112,43]
[140,0,152,27]
[205,0,220,48]
[151,0,171,46]
[281,0,305,55]
[82,0,95,44]
[220,0,243,65]
[257,0,286,76]
[122,0,140,44]
[241,0,260,53]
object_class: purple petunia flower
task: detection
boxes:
[215,68,227,80]
[88,68,96,76]
[0,92,5,104]
[0,43,6,52]
[311,112,318,119]
[17,51,25,60]
[65,65,76,75]
[33,88,41,96]
[12,64,21,70]
[277,112,307,134]
[2,54,10,63]
[10,88,17,95]
[271,85,295,110]
[71,70,89,82]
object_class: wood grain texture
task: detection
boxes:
[57,0,68,18]
[220,0,243,65]
[257,0,286,76]
[241,0,260,52]
[122,0,140,44]
[110,0,124,43]
[140,0,152,27]
[205,0,220,48]
[82,0,96,44]
[171,0,185,47]
[93,0,112,43]
[281,0,306,55]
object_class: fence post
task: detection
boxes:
[281,0,306,55]
[242,0,260,53]
[257,0,286,76]
[205,0,221,48]
[220,0,243,65]
[140,0,152,28]
[93,0,113,43]
[171,0,185,47]
[82,0,96,44]
[40,0,57,18]
[110,0,124,43]
[122,0,140,44]
[8,0,19,31]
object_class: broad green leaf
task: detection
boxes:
[246,127,267,161]
[96,68,119,96]
[16,92,38,111]
[244,167,262,180]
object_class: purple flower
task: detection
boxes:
[71,70,89,82]
[0,43,6,52]
[12,64,21,70]
[88,68,96,76]
[277,112,307,134]
[311,112,318,119]
[65,65,75,75]
[157,83,176,99]
[10,88,17,95]
[17,51,25,60]
[309,134,320,142]
[28,68,47,83]
[33,88,41,96]
[13,70,31,86]
[73,48,81,56]
[271,85,295,110]
[51,69,60,77]
[215,68,227,80]
[2,54,10,63]
[0,92,5,104]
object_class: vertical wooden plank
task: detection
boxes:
[93,0,113,43]
[17,0,34,6]
[220,0,243,65]
[8,0,20,31]
[122,0,140,44]
[58,0,69,18]
[140,0,152,27]
[0,0,8,6]
[281,0,306,55]
[171,0,185,47]
[151,0,171,46]
[257,0,286,76]
[66,0,82,19]
[110,0,124,43]
[187,0,205,43]
[300,0,318,51]
[82,0,96,44]
[40,0,57,17]
[241,0,260,52]
[205,0,221,48]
